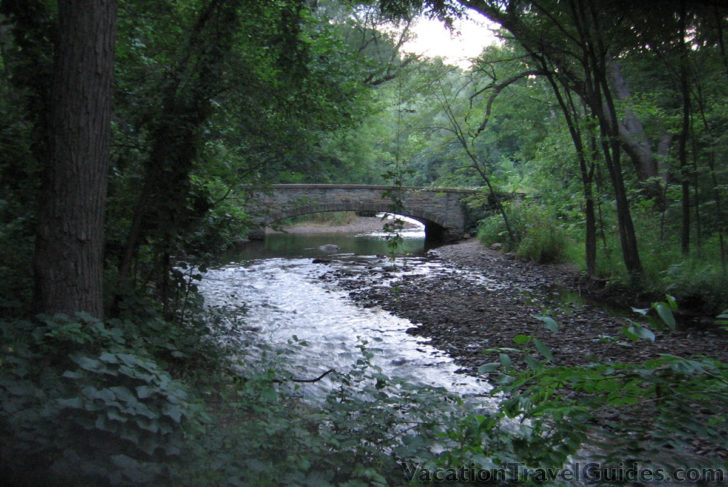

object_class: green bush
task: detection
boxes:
[483,308,728,481]
[662,261,728,313]
[0,314,204,486]
[591,212,728,314]
[0,199,35,316]
[476,203,526,250]
[478,203,571,264]
[516,223,569,264]
[477,213,514,248]
[177,340,572,487]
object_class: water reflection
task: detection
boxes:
[200,219,490,401]
[234,232,425,260]
[200,257,490,401]
[234,214,428,260]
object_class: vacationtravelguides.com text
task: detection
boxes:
[401,461,725,484]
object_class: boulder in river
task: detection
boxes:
[318,244,339,252]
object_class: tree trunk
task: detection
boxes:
[608,62,669,208]
[541,67,597,276]
[115,0,240,308]
[593,65,643,282]
[678,4,691,256]
[33,0,117,318]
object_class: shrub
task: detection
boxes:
[515,222,569,264]
[478,203,571,263]
[483,308,728,480]
[662,261,728,314]
[0,314,203,486]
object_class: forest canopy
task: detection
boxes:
[1,0,726,316]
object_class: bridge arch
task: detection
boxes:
[242,184,481,243]
[264,202,450,242]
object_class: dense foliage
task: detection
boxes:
[1,0,728,484]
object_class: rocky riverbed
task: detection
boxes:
[320,239,728,373]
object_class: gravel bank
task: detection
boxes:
[324,239,728,373]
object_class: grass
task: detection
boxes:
[477,203,573,264]
[587,206,728,313]
[478,202,728,315]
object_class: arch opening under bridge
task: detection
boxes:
[241,184,490,243]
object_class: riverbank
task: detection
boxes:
[324,239,728,373]
[266,215,419,235]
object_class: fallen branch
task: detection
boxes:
[271,368,336,384]
[291,368,336,383]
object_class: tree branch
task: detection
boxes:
[470,70,541,137]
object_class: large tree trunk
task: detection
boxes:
[678,3,691,256]
[33,0,117,318]
[608,63,658,180]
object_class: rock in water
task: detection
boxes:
[318,244,339,252]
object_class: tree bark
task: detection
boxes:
[608,64,658,179]
[541,65,597,276]
[678,3,691,256]
[33,0,117,318]
[462,0,643,281]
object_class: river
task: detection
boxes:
[198,217,491,401]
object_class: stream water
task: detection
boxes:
[198,217,491,401]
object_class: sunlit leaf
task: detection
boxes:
[622,324,655,342]
[654,303,676,330]
[513,334,532,345]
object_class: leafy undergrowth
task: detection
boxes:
[0,313,210,485]
[481,303,728,485]
[477,204,574,265]
[2,302,727,486]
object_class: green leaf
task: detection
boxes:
[119,426,140,444]
[57,396,84,409]
[654,303,676,330]
[135,385,156,399]
[71,355,102,372]
[99,351,120,364]
[524,355,541,371]
[478,362,501,374]
[82,386,116,403]
[163,404,183,423]
[631,307,649,316]
[622,324,655,342]
[109,386,136,404]
[499,353,512,368]
[533,338,554,362]
[513,334,532,345]
[533,315,559,333]
[61,370,84,380]
[107,407,129,423]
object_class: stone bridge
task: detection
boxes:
[241,184,486,242]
